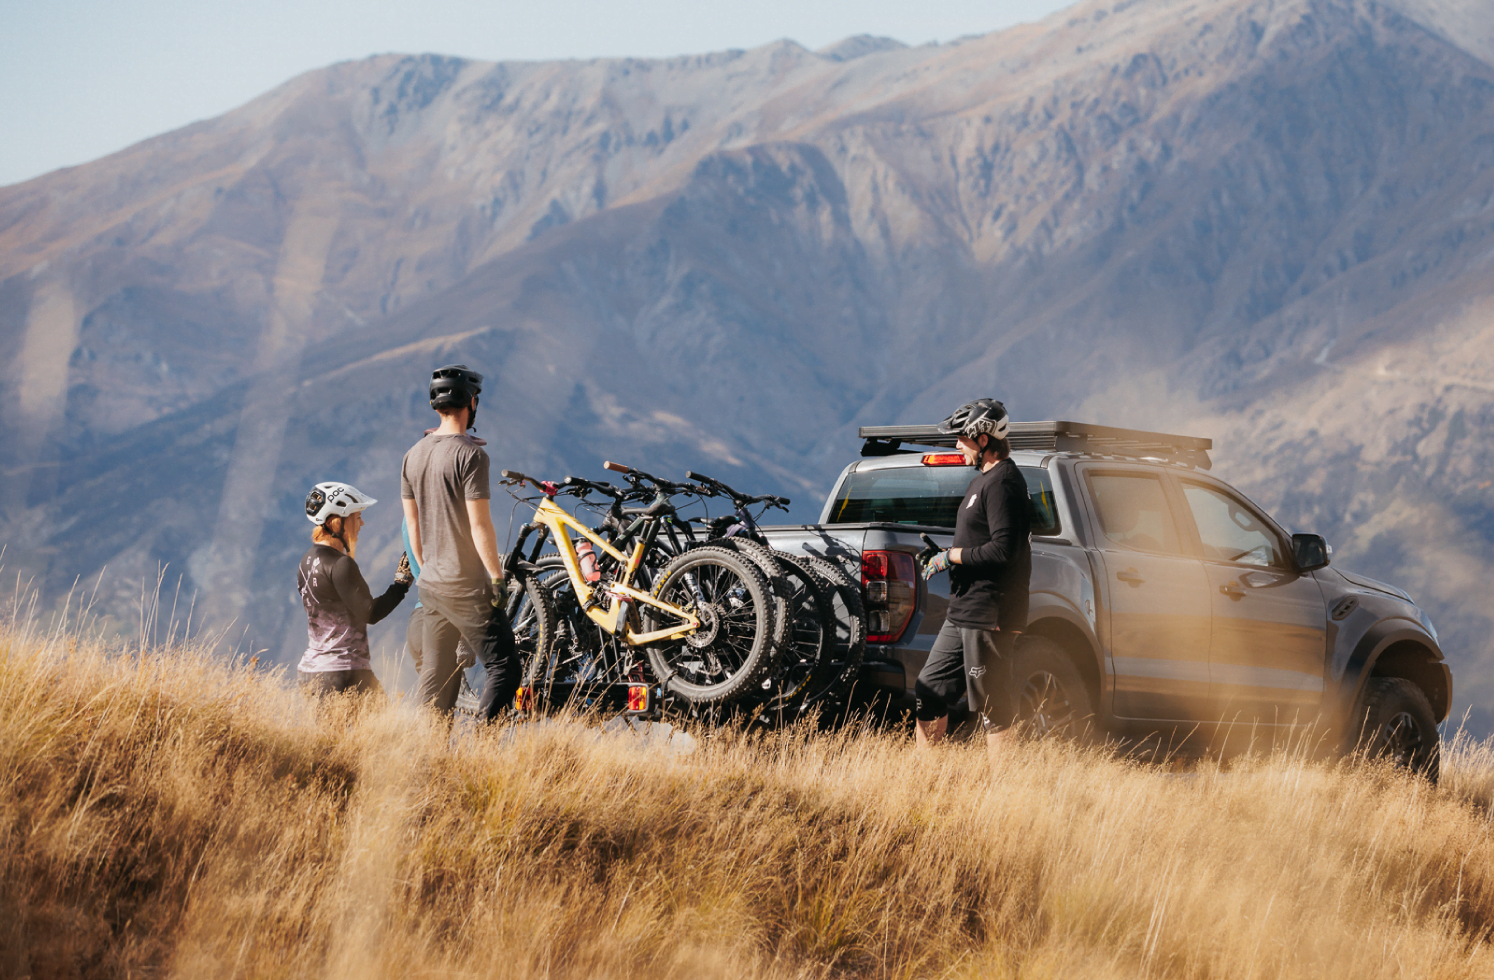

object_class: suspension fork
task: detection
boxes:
[526,524,551,564]
[504,522,544,576]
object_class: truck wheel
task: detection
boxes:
[1006,636,1096,742]
[1348,677,1441,783]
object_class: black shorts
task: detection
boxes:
[914,621,1017,731]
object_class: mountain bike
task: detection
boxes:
[509,471,707,714]
[688,470,867,714]
[499,467,777,708]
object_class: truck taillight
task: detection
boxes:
[921,453,966,466]
[862,551,917,644]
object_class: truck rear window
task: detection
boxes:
[828,464,1060,534]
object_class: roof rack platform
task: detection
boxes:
[858,421,1213,469]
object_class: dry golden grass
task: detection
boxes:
[3,618,1493,980]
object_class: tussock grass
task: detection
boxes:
[2,622,1493,979]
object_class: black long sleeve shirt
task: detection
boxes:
[948,458,1032,631]
[297,544,409,672]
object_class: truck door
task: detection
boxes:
[1081,467,1213,721]
[1176,479,1327,724]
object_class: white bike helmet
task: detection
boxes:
[305,482,377,525]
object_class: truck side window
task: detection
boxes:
[1085,473,1183,555]
[1180,482,1285,568]
[1022,468,1061,536]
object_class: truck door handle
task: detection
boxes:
[1220,582,1246,599]
[1116,567,1145,585]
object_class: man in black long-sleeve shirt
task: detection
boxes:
[915,399,1032,755]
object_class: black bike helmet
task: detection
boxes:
[938,398,1010,441]
[430,364,484,429]
[430,364,483,409]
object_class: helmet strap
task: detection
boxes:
[468,396,478,432]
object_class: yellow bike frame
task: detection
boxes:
[529,496,700,646]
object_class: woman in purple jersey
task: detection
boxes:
[296,481,413,698]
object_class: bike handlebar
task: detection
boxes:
[499,469,560,497]
[604,461,706,497]
[561,475,625,500]
[684,470,790,509]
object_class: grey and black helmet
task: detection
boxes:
[938,398,1010,442]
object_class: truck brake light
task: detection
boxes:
[862,551,917,644]
[921,453,966,466]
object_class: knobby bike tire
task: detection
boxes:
[523,555,649,713]
[453,572,558,716]
[793,553,867,705]
[696,536,791,666]
[644,545,776,705]
[753,549,832,718]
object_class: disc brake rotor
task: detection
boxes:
[685,603,722,649]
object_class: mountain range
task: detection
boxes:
[4,0,1494,729]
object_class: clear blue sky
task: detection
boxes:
[1,0,1077,188]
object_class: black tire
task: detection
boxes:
[748,550,833,718]
[454,573,557,716]
[697,537,792,669]
[644,546,776,705]
[521,556,635,712]
[794,553,867,704]
[1347,677,1441,783]
[1004,635,1096,741]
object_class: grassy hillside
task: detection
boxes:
[3,621,1493,979]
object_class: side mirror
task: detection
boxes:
[1292,533,1331,572]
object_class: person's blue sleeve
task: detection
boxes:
[402,518,421,579]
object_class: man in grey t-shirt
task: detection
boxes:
[400,364,517,720]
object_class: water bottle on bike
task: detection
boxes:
[576,539,602,583]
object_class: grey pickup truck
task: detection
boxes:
[760,421,1451,777]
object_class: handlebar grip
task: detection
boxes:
[562,475,579,485]
[685,470,709,483]
[604,461,631,474]
[500,469,528,482]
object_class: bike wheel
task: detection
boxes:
[526,556,635,712]
[698,536,792,666]
[644,546,776,705]
[454,573,557,716]
[755,550,831,718]
[794,553,867,707]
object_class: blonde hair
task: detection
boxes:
[311,514,359,559]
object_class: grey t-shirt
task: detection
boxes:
[401,433,491,598]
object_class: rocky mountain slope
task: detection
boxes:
[3,0,1494,728]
